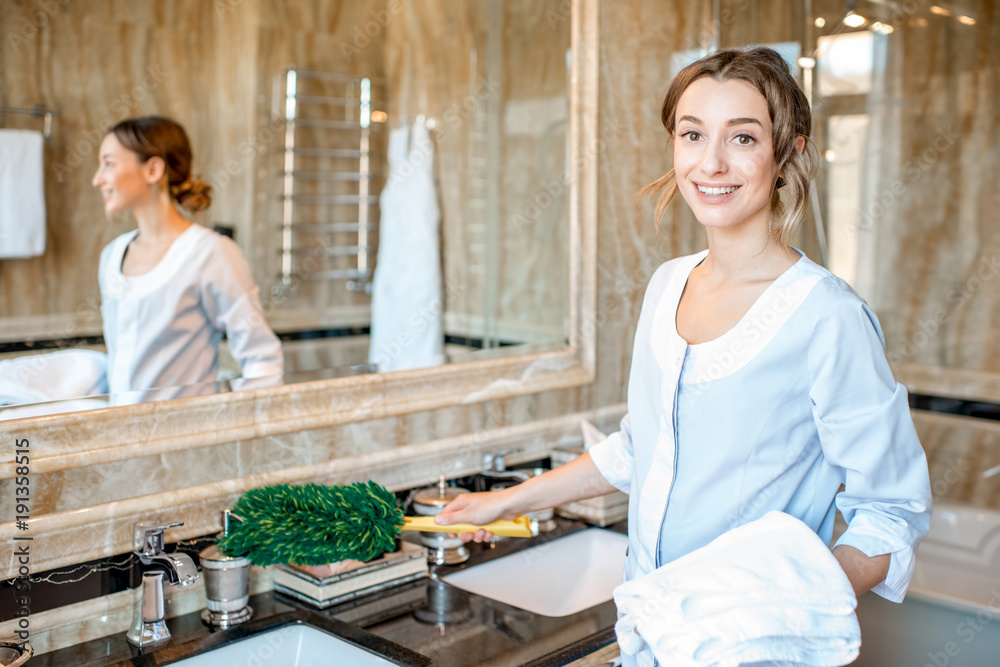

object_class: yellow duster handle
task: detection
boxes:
[402,515,537,538]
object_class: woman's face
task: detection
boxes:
[672,77,779,234]
[91,134,159,214]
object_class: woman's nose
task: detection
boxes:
[700,139,727,175]
[92,170,101,188]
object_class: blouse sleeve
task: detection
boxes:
[588,414,635,494]
[807,285,932,602]
[201,237,284,381]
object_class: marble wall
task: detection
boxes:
[383,0,570,344]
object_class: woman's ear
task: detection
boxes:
[794,135,806,155]
[142,156,166,186]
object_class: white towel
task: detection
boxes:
[614,511,860,667]
[369,120,443,372]
[0,129,46,258]
[0,349,107,406]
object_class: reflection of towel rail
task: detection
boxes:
[294,118,386,131]
[282,246,370,257]
[291,147,368,158]
[291,69,387,85]
[0,104,60,140]
[295,95,384,106]
[291,269,373,282]
[275,223,376,232]
[280,194,378,204]
[277,69,386,293]
[279,171,373,181]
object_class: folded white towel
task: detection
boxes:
[0,129,46,258]
[0,349,107,405]
[614,511,860,667]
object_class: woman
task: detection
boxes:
[92,116,282,401]
[437,47,931,662]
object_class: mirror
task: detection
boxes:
[0,0,573,417]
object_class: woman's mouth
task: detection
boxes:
[694,183,741,203]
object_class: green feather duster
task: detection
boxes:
[216,481,405,566]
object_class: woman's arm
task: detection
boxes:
[807,290,932,602]
[833,545,890,597]
[435,451,618,542]
[204,237,284,379]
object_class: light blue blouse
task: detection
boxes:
[589,248,932,603]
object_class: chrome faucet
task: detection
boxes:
[478,451,556,532]
[477,450,530,490]
[127,521,199,649]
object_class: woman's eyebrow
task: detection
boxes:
[677,115,763,128]
[727,117,763,128]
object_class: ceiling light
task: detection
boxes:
[957,15,976,25]
[843,12,867,27]
[814,17,826,28]
[871,21,894,34]
[929,5,952,16]
[910,17,929,26]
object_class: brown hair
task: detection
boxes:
[109,116,212,213]
[640,46,816,244]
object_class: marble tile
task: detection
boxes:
[0,403,626,579]
[915,410,1000,510]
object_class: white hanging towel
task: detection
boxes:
[369,119,443,372]
[0,129,46,258]
[614,511,861,667]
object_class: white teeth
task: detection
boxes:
[697,185,738,195]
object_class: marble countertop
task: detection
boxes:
[31,520,622,667]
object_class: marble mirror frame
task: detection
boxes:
[0,1,599,475]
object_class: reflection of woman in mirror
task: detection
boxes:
[92,116,282,401]
[437,47,931,664]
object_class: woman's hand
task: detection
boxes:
[434,489,516,543]
[433,452,619,542]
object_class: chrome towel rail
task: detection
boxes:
[275,68,387,293]
[0,104,60,140]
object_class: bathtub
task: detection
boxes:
[846,501,1000,666]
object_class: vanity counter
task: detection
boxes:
[31,520,622,666]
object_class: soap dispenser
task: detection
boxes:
[199,509,254,628]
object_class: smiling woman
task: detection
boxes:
[436,46,932,667]
[93,117,283,403]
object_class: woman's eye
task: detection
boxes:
[735,134,756,146]
[681,130,702,142]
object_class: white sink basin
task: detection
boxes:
[169,624,402,666]
[442,527,628,617]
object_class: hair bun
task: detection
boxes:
[171,176,213,213]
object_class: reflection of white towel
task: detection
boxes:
[369,120,443,372]
[0,349,107,405]
[615,511,860,667]
[0,129,46,258]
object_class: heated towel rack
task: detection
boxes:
[0,104,60,140]
[274,69,387,293]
